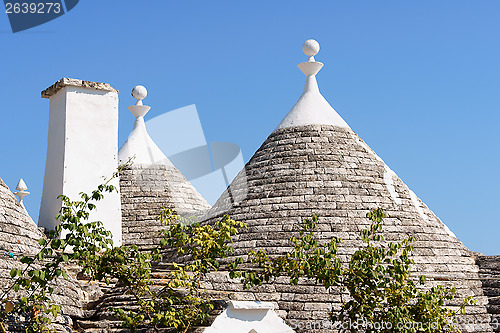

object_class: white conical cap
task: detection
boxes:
[276,39,349,130]
[16,179,28,191]
[14,178,30,208]
[118,85,174,167]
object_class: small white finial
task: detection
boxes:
[297,39,323,77]
[14,178,30,206]
[128,85,151,118]
[303,39,320,62]
[131,85,147,106]
[16,179,28,191]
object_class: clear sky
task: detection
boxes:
[0,1,498,254]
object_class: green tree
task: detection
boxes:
[335,209,473,332]
[235,208,474,332]
[0,176,116,332]
[109,210,246,332]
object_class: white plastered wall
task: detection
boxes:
[38,86,122,246]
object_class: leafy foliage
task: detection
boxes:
[110,211,246,332]
[335,209,471,332]
[237,208,473,332]
[0,163,246,332]
[232,214,342,289]
[0,173,117,332]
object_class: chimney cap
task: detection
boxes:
[41,78,118,99]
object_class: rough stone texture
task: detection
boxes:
[120,164,211,250]
[41,78,118,99]
[477,255,500,332]
[0,177,83,331]
[0,177,42,255]
[201,124,493,332]
[74,259,234,332]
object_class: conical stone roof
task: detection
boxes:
[119,86,211,249]
[120,164,211,249]
[0,177,41,255]
[203,40,492,332]
[0,177,83,330]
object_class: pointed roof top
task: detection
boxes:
[0,176,84,321]
[15,178,28,191]
[0,177,43,254]
[118,86,211,249]
[201,39,489,330]
[14,178,30,211]
[118,85,174,167]
[276,39,349,130]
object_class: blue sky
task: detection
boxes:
[0,1,498,254]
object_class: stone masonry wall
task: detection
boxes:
[477,255,500,332]
[120,164,210,250]
[0,177,83,330]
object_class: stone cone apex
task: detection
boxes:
[276,39,349,130]
[119,86,211,250]
[118,85,174,167]
[203,40,493,332]
[15,178,28,191]
[14,178,30,210]
[0,177,42,254]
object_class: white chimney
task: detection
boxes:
[38,78,122,246]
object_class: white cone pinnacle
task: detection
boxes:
[275,39,350,130]
[14,178,30,204]
[16,178,28,191]
[118,85,173,166]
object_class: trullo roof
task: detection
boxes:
[203,40,492,332]
[0,177,83,330]
[118,86,210,249]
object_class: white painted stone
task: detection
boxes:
[205,301,294,333]
[118,114,174,166]
[302,39,320,57]
[276,39,350,130]
[38,81,122,246]
[15,178,28,192]
[409,189,457,239]
[409,189,429,222]
[118,86,174,167]
[383,166,402,205]
[355,134,457,238]
[354,137,402,205]
[131,85,147,104]
[229,301,275,310]
[14,178,30,207]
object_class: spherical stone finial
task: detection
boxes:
[132,85,147,101]
[302,39,320,57]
